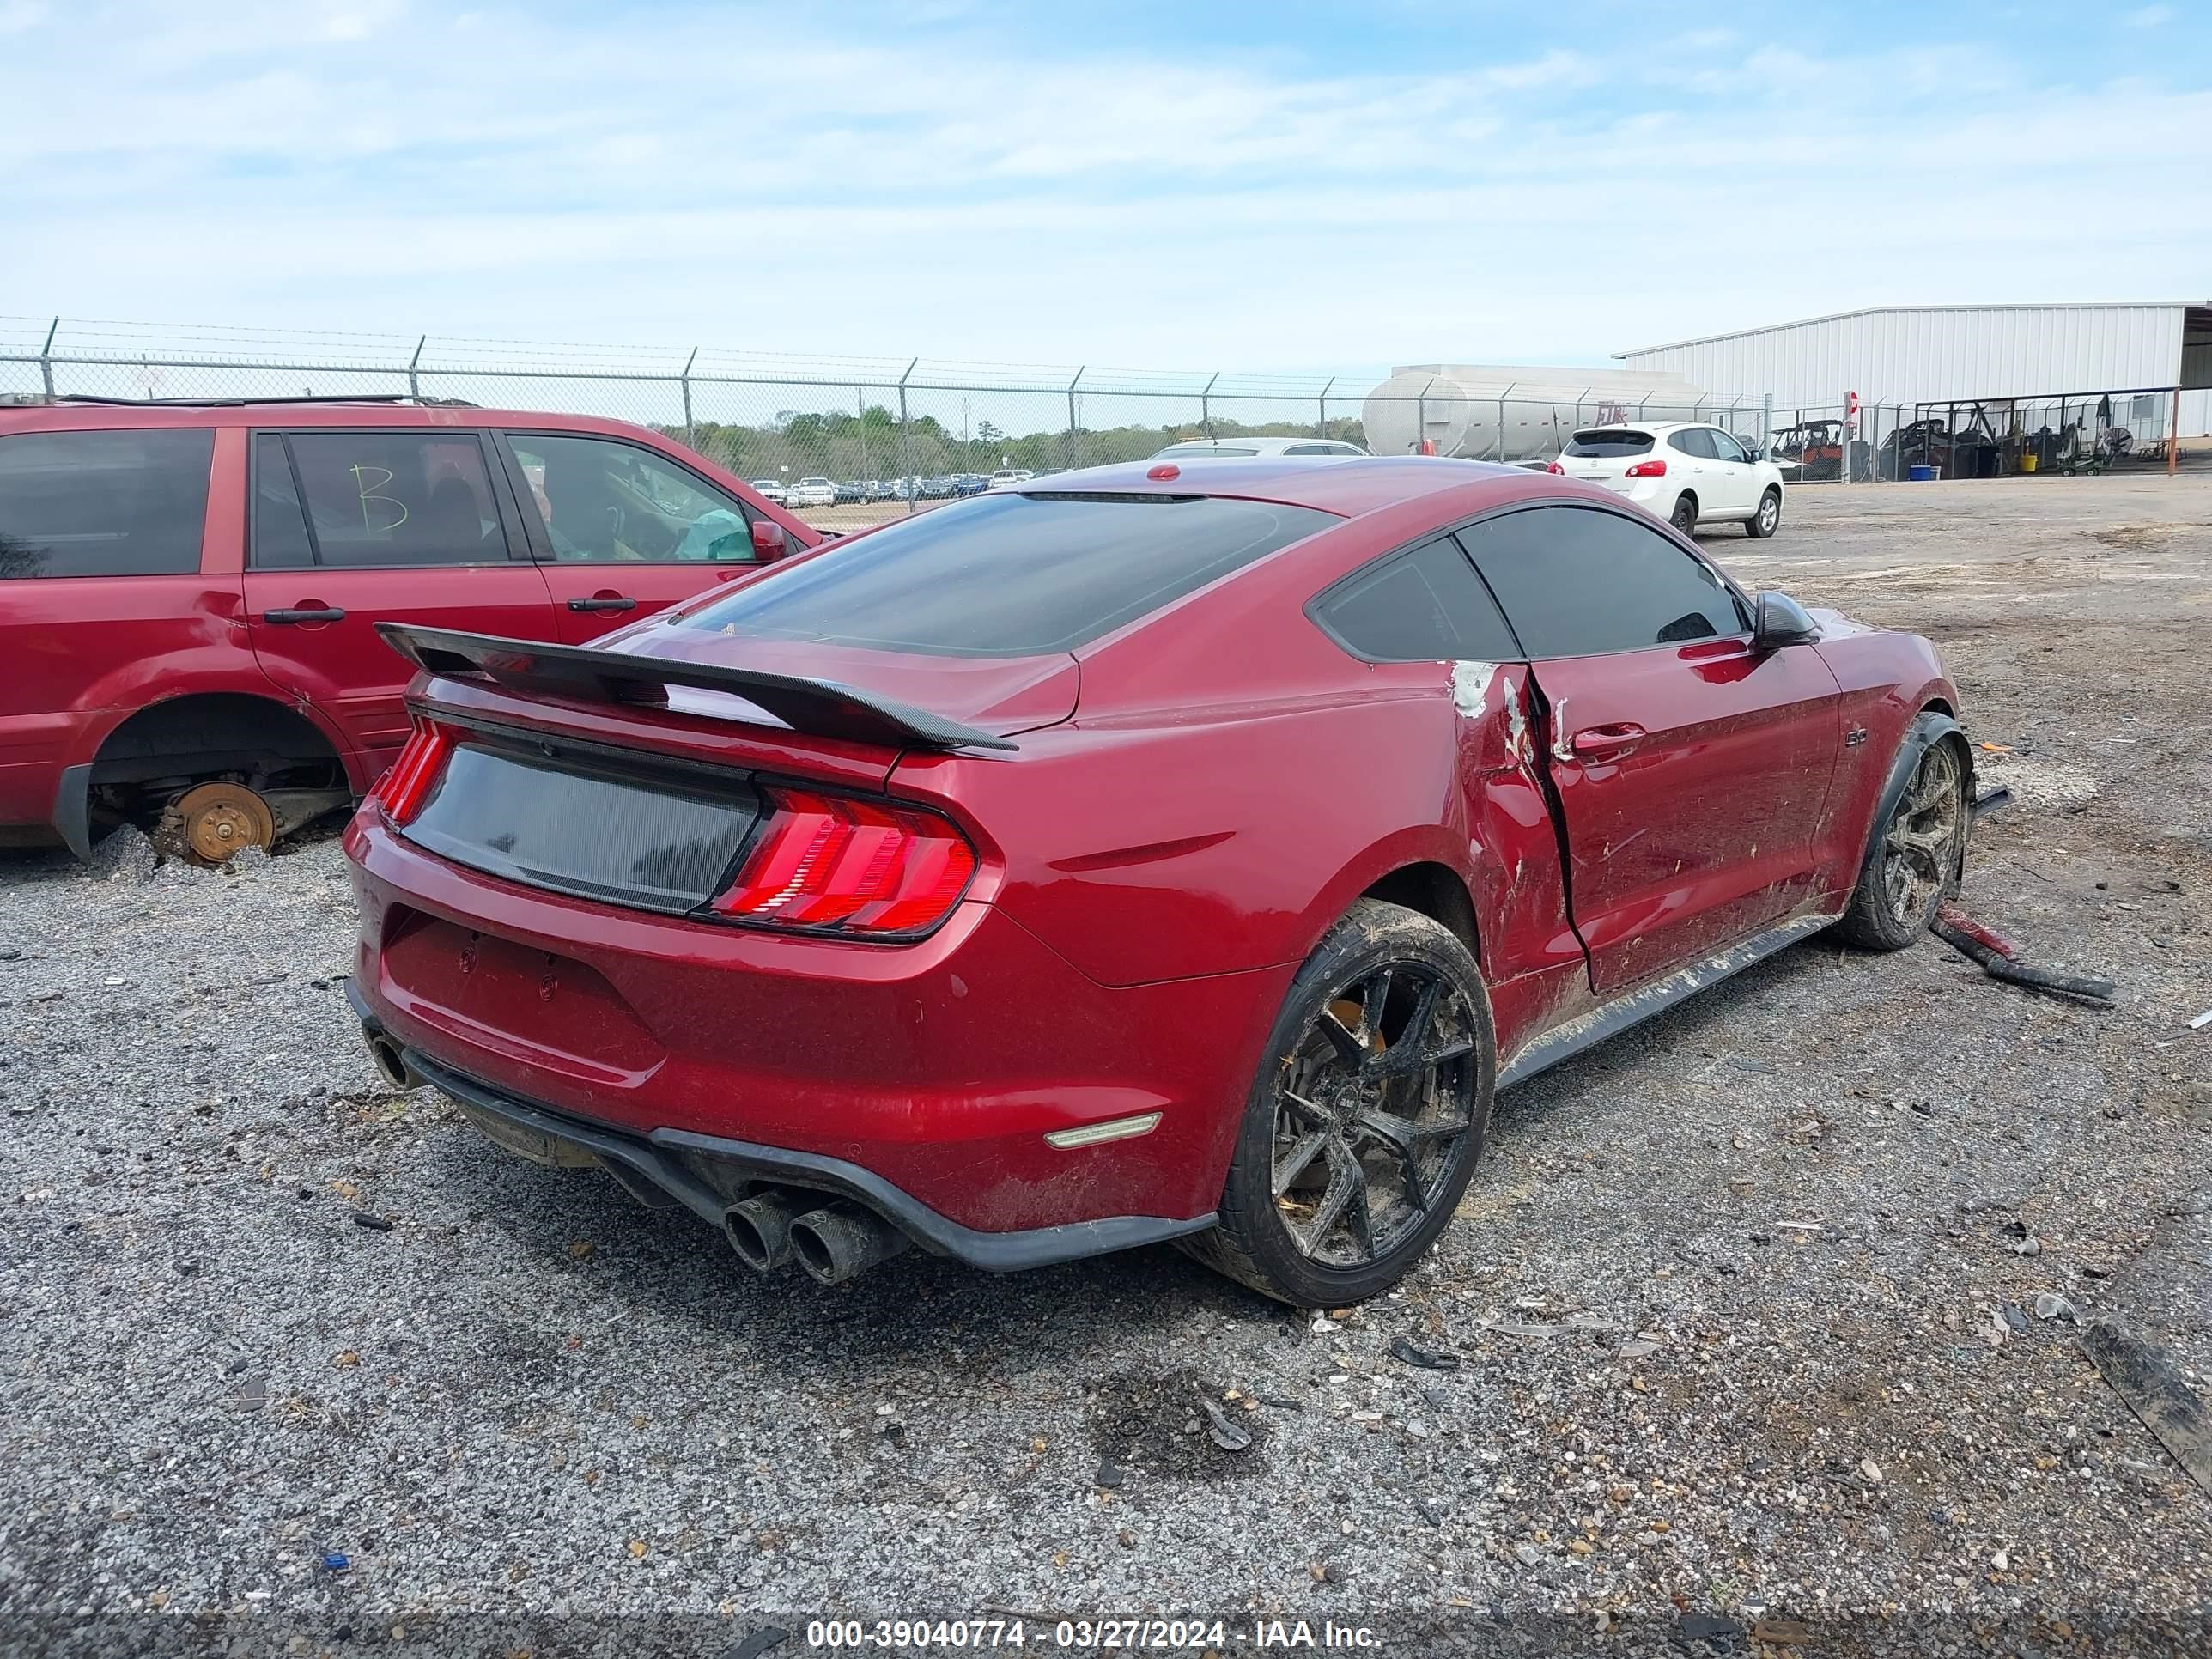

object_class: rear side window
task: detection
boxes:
[0,428,213,580]
[683,491,1336,657]
[1459,506,1745,657]
[1564,430,1653,458]
[251,434,316,569]
[280,431,508,568]
[1313,537,1520,662]
[1668,428,1718,459]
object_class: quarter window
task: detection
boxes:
[507,434,757,564]
[1314,537,1520,662]
[281,432,509,568]
[1459,506,1745,657]
[0,428,213,580]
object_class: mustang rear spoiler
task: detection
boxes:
[374,623,1018,754]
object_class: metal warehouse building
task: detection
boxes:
[1616,302,2212,438]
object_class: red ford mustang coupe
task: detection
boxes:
[343,457,1971,1304]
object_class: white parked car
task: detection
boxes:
[1551,422,1785,539]
[988,467,1034,489]
[787,477,837,509]
[1150,437,1369,460]
[749,477,787,506]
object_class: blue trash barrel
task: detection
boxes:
[1908,463,1937,482]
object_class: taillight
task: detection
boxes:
[1545,459,1565,475]
[713,786,976,936]
[1624,458,1668,477]
[371,721,458,826]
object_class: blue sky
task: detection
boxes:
[3,0,2209,374]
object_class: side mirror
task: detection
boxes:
[750,519,788,561]
[1753,590,1819,650]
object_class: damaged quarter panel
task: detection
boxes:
[1808,607,1965,902]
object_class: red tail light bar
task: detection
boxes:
[1624,458,1668,478]
[713,786,977,936]
[371,721,458,825]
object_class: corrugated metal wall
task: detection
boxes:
[1616,305,2187,406]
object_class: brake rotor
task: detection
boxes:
[169,781,277,865]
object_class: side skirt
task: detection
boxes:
[1497,910,1838,1091]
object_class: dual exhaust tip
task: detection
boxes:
[724,1190,910,1285]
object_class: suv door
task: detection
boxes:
[1458,503,1845,993]
[241,428,558,779]
[498,431,776,642]
[1702,428,1760,515]
[1664,426,1724,520]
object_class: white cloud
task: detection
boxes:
[2124,5,2174,25]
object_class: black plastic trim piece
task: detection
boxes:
[357,1007,1214,1272]
[1496,910,1838,1090]
[52,762,94,861]
[376,623,1019,754]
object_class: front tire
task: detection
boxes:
[1181,898,1497,1305]
[1745,487,1782,538]
[1669,493,1699,537]
[1835,720,1969,950]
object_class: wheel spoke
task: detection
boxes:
[1279,1087,1330,1127]
[1358,969,1394,1047]
[1357,1106,1469,1148]
[1316,1006,1366,1065]
[1271,1129,1329,1197]
[1297,1138,1365,1254]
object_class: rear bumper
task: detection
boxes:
[345,809,1285,1244]
[348,981,1213,1270]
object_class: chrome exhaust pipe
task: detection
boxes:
[788,1203,910,1285]
[723,1191,804,1273]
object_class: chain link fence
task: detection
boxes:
[7,319,2192,526]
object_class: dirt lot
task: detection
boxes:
[3,475,2210,1656]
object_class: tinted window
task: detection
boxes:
[1315,538,1520,662]
[1564,430,1653,458]
[1462,506,1744,657]
[1668,428,1718,459]
[510,433,756,564]
[285,432,507,568]
[0,428,212,580]
[250,434,315,569]
[683,491,1335,657]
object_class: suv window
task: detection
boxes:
[1314,537,1519,662]
[0,428,213,580]
[251,434,316,570]
[508,433,757,563]
[683,490,1335,657]
[1459,506,1744,657]
[1564,430,1653,458]
[1708,429,1750,465]
[276,431,509,568]
[1668,428,1718,459]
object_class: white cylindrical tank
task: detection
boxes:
[1361,365,1711,462]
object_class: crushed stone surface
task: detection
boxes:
[3,474,2210,1651]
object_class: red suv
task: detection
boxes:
[0,398,818,861]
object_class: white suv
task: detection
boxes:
[787,477,837,509]
[988,467,1034,489]
[1552,422,1785,539]
[1151,437,1369,459]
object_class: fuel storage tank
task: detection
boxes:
[1361,365,1711,462]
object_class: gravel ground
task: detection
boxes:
[4,474,2211,1656]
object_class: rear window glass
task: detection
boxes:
[0,428,213,580]
[1564,430,1654,458]
[682,491,1336,657]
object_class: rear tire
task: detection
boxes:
[1835,720,1969,950]
[1669,494,1699,537]
[1745,487,1782,538]
[1179,898,1497,1305]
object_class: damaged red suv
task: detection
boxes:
[345,457,1971,1304]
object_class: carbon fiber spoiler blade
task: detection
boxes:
[374,623,1019,754]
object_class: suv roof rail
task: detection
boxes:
[46,393,480,409]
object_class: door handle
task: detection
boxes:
[262,607,347,624]
[1570,722,1648,760]
[566,596,639,613]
